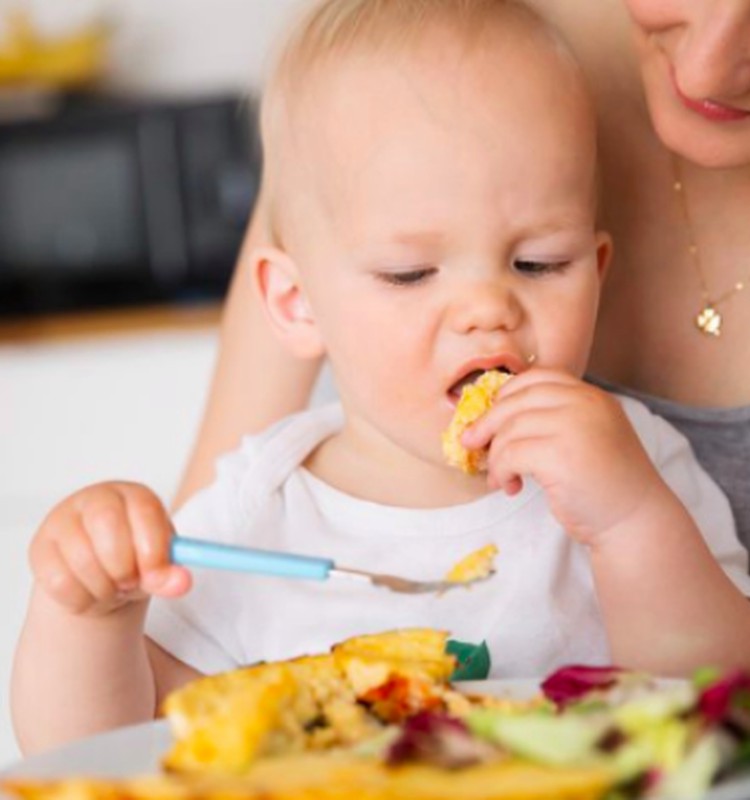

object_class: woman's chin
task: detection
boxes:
[653,110,750,170]
[641,62,750,169]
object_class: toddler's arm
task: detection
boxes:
[464,369,750,675]
[11,482,200,755]
[588,487,750,675]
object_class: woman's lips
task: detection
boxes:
[671,70,750,122]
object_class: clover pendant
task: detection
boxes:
[696,305,722,336]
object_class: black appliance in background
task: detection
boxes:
[0,94,260,316]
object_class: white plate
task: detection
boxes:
[3,680,750,800]
[1,721,171,779]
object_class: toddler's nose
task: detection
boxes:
[449,281,523,335]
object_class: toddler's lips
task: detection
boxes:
[448,367,513,401]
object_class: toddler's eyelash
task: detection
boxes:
[514,260,571,276]
[377,267,437,286]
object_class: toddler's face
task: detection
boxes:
[283,25,609,469]
[624,0,750,168]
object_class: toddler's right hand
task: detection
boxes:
[30,482,191,616]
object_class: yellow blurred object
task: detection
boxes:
[3,759,614,800]
[445,544,498,584]
[0,9,109,88]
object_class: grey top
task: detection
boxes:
[589,376,750,558]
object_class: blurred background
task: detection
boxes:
[0,0,305,766]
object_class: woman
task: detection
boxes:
[174,0,750,548]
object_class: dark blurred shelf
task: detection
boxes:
[0,301,222,343]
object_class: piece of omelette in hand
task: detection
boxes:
[445,544,498,585]
[442,370,511,474]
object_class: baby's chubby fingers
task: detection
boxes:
[30,534,99,614]
[31,492,124,612]
[482,406,566,494]
[31,482,191,615]
[56,524,122,603]
[461,368,577,451]
[77,486,140,591]
[118,483,192,598]
[486,433,559,494]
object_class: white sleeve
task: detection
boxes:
[629,399,750,597]
[145,446,258,675]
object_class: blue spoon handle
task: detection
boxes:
[170,536,334,581]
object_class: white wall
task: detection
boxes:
[0,327,335,770]
[5,0,304,95]
[106,0,303,96]
[0,330,219,769]
[0,0,311,768]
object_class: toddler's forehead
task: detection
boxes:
[296,33,591,160]
[264,14,597,240]
[298,16,584,120]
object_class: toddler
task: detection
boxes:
[13,0,750,755]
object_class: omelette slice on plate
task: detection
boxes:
[5,757,613,800]
[162,629,459,774]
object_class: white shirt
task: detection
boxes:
[146,398,750,678]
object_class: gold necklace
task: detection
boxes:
[672,155,748,337]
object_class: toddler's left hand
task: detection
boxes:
[461,369,668,546]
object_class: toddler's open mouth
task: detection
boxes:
[448,366,513,402]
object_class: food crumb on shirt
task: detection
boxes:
[445,544,498,584]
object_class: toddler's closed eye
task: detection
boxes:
[513,259,570,276]
[377,267,437,286]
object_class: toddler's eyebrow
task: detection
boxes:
[524,215,594,236]
[386,230,447,247]
[357,229,447,260]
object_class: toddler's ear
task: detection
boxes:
[595,231,613,282]
[251,246,325,359]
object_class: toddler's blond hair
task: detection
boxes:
[259,0,576,243]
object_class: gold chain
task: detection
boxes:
[672,154,748,337]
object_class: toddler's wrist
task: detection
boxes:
[587,482,688,555]
[33,581,151,625]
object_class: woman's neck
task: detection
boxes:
[591,111,750,408]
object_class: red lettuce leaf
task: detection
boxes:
[386,711,494,769]
[698,671,750,729]
[541,665,625,708]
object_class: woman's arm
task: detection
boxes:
[173,207,322,510]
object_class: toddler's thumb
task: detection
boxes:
[142,566,192,598]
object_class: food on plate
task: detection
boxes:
[5,632,750,800]
[445,544,498,585]
[442,370,511,474]
[161,628,461,774]
[4,758,612,800]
